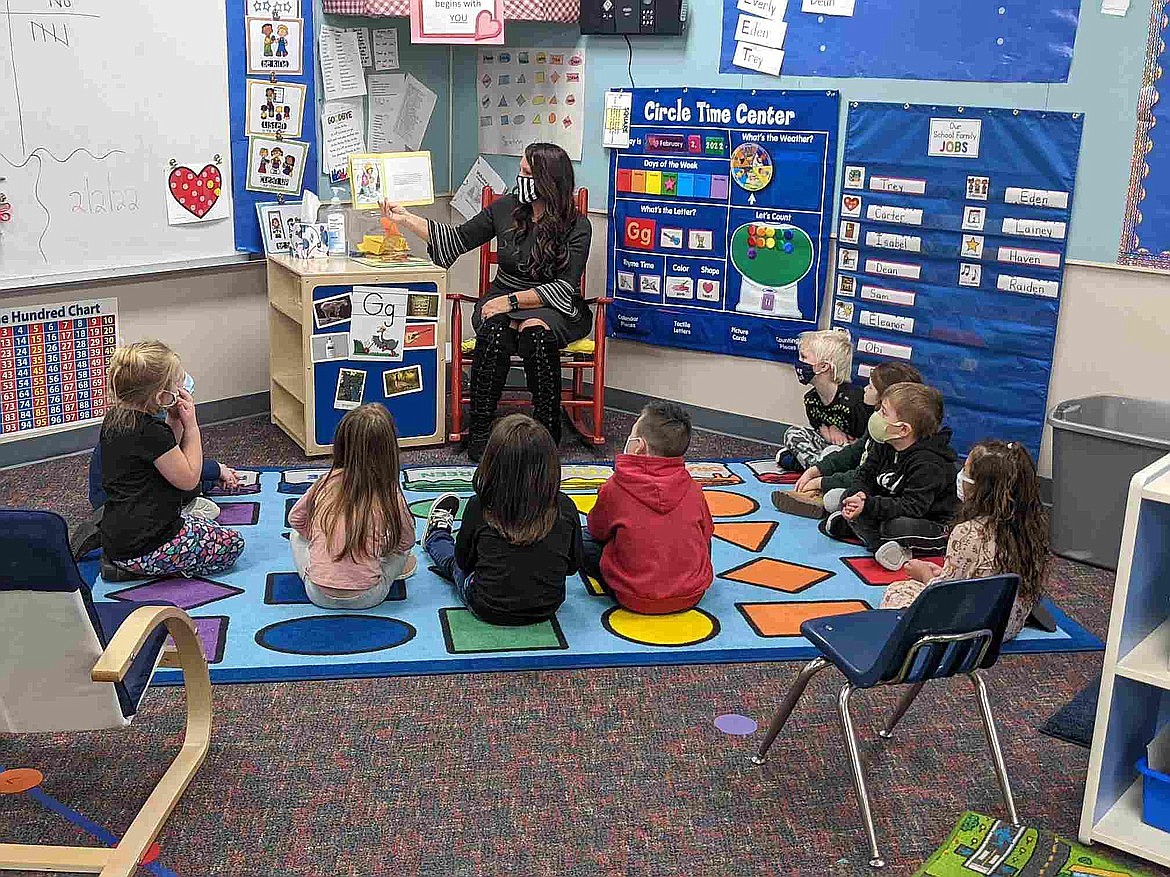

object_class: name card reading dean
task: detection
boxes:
[869,176,926,195]
[928,118,982,158]
[865,259,921,280]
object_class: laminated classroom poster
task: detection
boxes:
[606,88,840,364]
[477,47,585,161]
[718,0,1082,83]
[0,298,118,441]
[830,103,1084,459]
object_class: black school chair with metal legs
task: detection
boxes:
[750,575,1022,869]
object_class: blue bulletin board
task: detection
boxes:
[719,0,1082,83]
[606,88,840,363]
[829,102,1084,459]
[311,283,441,448]
[226,1,320,255]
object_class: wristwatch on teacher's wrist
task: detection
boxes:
[507,293,520,311]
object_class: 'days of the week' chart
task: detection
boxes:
[0,299,118,439]
[605,88,840,364]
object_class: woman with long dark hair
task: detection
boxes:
[384,143,592,460]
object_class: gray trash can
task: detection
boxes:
[1049,395,1170,569]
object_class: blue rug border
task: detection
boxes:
[82,461,1103,686]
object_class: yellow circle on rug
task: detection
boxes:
[602,607,720,647]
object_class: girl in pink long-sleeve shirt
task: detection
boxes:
[289,404,416,609]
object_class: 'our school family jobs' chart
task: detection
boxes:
[829,103,1084,459]
[0,299,118,441]
[606,88,839,363]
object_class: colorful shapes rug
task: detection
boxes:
[80,461,1101,685]
[915,811,1149,876]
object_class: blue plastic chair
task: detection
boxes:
[751,575,1021,869]
[0,509,213,876]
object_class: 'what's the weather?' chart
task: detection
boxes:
[606,88,839,363]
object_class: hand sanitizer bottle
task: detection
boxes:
[326,189,347,256]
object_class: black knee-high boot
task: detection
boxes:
[468,316,516,461]
[518,326,562,445]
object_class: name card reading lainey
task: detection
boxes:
[997,275,1060,298]
[861,285,916,307]
[865,231,922,253]
[866,204,923,226]
[1004,187,1069,210]
[865,258,922,280]
[738,0,787,22]
[997,247,1061,269]
[870,176,927,195]
[735,14,788,50]
[732,41,785,76]
[1002,217,1067,240]
[857,337,913,360]
[860,310,915,334]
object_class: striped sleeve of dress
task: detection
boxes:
[533,217,593,316]
[532,279,579,316]
[425,205,498,269]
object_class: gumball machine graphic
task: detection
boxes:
[730,222,815,319]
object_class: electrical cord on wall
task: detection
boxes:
[624,34,636,87]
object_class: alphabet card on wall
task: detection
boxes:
[246,137,309,195]
[246,16,305,75]
[411,0,505,45]
[245,81,307,138]
[165,157,231,225]
[477,47,586,160]
[349,286,408,361]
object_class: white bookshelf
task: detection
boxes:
[1079,452,1170,868]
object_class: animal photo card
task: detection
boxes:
[246,16,305,75]
[246,136,308,195]
[245,81,307,137]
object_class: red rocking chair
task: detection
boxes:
[447,186,611,445]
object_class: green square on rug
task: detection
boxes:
[915,811,1149,876]
[439,608,568,654]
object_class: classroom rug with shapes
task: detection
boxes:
[80,461,1102,684]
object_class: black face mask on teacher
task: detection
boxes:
[516,174,539,204]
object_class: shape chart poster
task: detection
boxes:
[830,103,1084,459]
[606,88,839,363]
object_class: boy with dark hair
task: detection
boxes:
[772,361,923,519]
[823,382,959,571]
[584,401,714,614]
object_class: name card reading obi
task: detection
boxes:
[996,275,1060,298]
[1004,187,1069,210]
[866,204,923,226]
[858,337,913,360]
[870,176,927,195]
[1002,217,1067,240]
[997,247,1061,269]
[865,259,921,280]
[865,231,922,253]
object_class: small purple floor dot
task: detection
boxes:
[714,714,758,736]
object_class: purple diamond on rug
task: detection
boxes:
[215,502,260,526]
[714,714,758,736]
[108,577,245,611]
[165,616,229,664]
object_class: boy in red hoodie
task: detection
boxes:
[584,401,714,614]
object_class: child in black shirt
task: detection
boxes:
[424,414,582,625]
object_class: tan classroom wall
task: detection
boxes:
[3,199,1166,478]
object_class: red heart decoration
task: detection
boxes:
[702,281,715,293]
[843,195,860,211]
[168,164,222,218]
[474,9,503,40]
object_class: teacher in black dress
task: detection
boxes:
[383,142,592,461]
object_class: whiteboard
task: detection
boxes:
[0,0,237,289]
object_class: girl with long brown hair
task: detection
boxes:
[422,414,583,625]
[383,142,592,460]
[288,404,416,609]
[880,439,1050,639]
